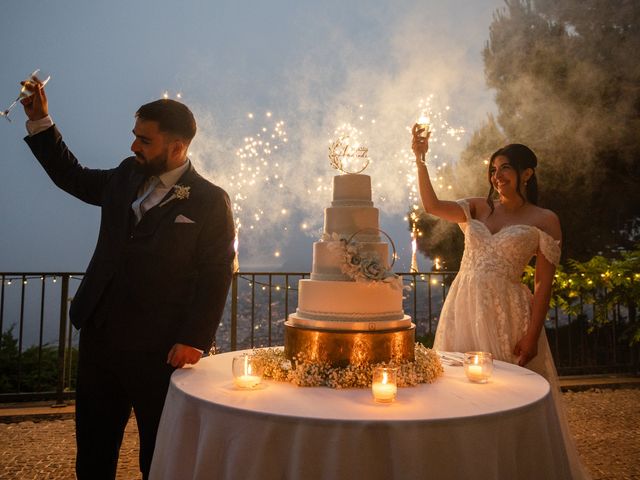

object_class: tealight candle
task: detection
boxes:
[235,374,262,389]
[232,354,264,389]
[371,366,398,403]
[463,352,494,383]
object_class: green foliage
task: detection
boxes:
[0,326,78,394]
[0,327,19,393]
[523,246,640,344]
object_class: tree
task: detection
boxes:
[415,0,640,263]
[481,0,640,260]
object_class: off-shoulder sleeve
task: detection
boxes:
[455,199,472,233]
[456,199,472,221]
[537,229,561,266]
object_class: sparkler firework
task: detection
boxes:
[173,89,467,270]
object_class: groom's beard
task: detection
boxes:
[133,150,169,177]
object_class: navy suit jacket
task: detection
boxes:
[25,126,235,353]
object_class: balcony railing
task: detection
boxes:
[1,271,638,403]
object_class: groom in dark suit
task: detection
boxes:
[21,82,235,479]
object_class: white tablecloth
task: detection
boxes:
[150,349,571,480]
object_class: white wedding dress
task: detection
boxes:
[434,199,590,480]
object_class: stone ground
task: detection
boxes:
[1,388,639,479]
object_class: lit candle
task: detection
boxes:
[463,352,494,384]
[466,363,484,381]
[372,367,398,403]
[235,374,262,389]
[372,381,397,402]
[232,354,264,389]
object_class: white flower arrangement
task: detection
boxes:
[159,184,191,208]
[324,232,403,290]
[250,344,443,388]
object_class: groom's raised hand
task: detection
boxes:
[20,79,48,121]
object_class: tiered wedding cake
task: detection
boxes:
[284,173,416,366]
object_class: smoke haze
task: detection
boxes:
[0,0,503,272]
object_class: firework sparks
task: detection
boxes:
[402,96,466,267]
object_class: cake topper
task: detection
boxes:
[328,124,370,174]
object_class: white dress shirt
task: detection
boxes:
[138,160,190,215]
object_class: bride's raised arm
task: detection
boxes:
[412,124,467,223]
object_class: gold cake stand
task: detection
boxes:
[284,321,416,367]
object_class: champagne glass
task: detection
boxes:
[415,114,431,163]
[1,69,51,122]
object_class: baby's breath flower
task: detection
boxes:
[250,344,443,389]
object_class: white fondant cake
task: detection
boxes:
[287,174,411,332]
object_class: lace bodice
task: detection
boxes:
[456,199,560,283]
[434,198,561,364]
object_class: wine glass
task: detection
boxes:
[1,69,51,122]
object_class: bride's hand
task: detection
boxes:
[513,333,538,367]
[411,124,430,160]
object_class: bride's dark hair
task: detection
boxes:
[486,143,538,213]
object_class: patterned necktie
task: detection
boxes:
[132,176,160,224]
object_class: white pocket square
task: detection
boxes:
[175,214,195,224]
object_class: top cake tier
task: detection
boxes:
[331,174,373,207]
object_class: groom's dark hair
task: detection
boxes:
[136,99,197,142]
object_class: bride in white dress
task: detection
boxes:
[412,127,590,479]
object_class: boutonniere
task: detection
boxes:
[158,184,191,208]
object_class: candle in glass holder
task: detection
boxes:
[371,366,398,403]
[463,352,494,383]
[232,354,264,389]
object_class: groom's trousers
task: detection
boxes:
[75,326,175,480]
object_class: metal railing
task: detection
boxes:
[0,273,82,404]
[1,271,638,402]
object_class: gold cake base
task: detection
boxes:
[284,320,416,367]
